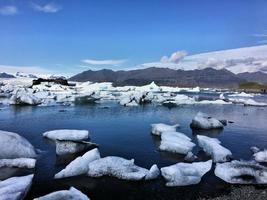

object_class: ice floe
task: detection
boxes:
[215,160,267,184]
[0,174,33,200]
[54,148,100,179]
[87,156,160,180]
[253,149,267,163]
[10,88,42,105]
[151,123,179,136]
[190,112,224,130]
[43,129,89,141]
[0,130,36,159]
[34,187,89,200]
[159,131,195,154]
[228,92,254,98]
[56,140,98,155]
[197,135,232,162]
[0,158,36,169]
[161,160,212,186]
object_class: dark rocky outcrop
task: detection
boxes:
[32,78,69,86]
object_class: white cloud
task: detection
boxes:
[160,50,187,63]
[0,6,18,16]
[82,59,127,65]
[253,34,267,37]
[32,2,61,13]
[0,65,52,75]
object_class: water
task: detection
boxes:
[0,101,267,199]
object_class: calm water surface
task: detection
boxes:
[0,99,267,199]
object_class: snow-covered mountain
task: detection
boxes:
[139,45,267,74]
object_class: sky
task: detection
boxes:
[0,0,267,75]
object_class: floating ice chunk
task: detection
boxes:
[151,123,179,136]
[56,140,98,156]
[253,150,267,163]
[197,135,232,163]
[55,148,100,179]
[0,130,36,159]
[125,101,139,107]
[87,156,160,181]
[10,88,42,105]
[0,174,33,200]
[250,146,260,153]
[228,92,254,98]
[161,160,212,186]
[43,129,89,141]
[159,132,195,154]
[244,99,267,107]
[190,112,224,130]
[184,152,197,162]
[0,158,36,169]
[135,82,160,92]
[163,94,195,105]
[219,93,225,100]
[34,187,89,200]
[215,160,267,184]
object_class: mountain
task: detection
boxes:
[0,72,15,78]
[237,72,267,84]
[69,67,245,88]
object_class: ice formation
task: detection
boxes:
[43,129,89,141]
[197,135,232,162]
[0,174,33,200]
[34,187,89,200]
[87,156,160,181]
[161,160,212,186]
[0,130,36,159]
[190,112,224,129]
[151,123,179,136]
[159,132,195,154]
[10,88,42,105]
[215,160,267,184]
[54,148,101,179]
[56,140,98,155]
[0,158,36,169]
[253,149,267,163]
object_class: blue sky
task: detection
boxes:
[0,0,267,75]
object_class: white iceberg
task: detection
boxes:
[0,174,33,200]
[34,187,89,200]
[197,135,232,163]
[0,130,36,159]
[151,123,179,136]
[228,92,254,98]
[56,140,98,156]
[10,88,42,105]
[55,148,100,179]
[159,132,195,154]
[161,160,212,186]
[43,129,89,141]
[215,160,267,184]
[0,158,36,169]
[87,156,160,180]
[190,112,224,129]
[253,150,267,163]
[243,99,267,107]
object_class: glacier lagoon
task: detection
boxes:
[0,96,267,199]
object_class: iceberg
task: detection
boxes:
[87,156,160,180]
[0,158,36,169]
[190,112,224,130]
[56,140,98,155]
[161,160,212,186]
[54,148,100,179]
[159,132,195,154]
[151,123,179,136]
[197,135,232,163]
[10,88,42,105]
[243,99,267,107]
[215,160,267,184]
[34,187,89,200]
[43,129,89,141]
[228,92,254,98]
[253,150,267,163]
[0,174,33,200]
[0,130,36,159]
